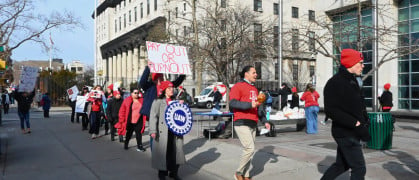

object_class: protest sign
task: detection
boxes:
[18,66,39,92]
[67,85,79,101]
[75,96,88,113]
[146,41,191,75]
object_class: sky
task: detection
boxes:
[11,0,95,66]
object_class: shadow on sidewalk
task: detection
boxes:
[184,147,221,175]
[398,125,419,133]
[382,150,419,179]
[184,138,206,155]
[316,155,349,179]
[250,145,279,177]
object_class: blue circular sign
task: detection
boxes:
[165,101,193,136]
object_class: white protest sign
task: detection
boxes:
[18,66,39,92]
[75,96,88,113]
[67,85,79,101]
[146,41,191,75]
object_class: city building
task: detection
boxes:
[94,0,418,112]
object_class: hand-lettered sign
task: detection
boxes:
[146,41,191,75]
[18,66,39,92]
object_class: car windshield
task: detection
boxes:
[200,88,212,96]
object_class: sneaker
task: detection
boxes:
[136,147,146,152]
[91,134,97,139]
[320,120,326,125]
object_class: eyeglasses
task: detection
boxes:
[133,92,139,94]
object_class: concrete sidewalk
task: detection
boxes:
[0,108,418,180]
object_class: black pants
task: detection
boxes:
[125,120,143,148]
[70,103,76,122]
[321,137,366,180]
[3,104,9,114]
[44,110,49,117]
[89,111,101,135]
[110,117,118,139]
[77,113,88,129]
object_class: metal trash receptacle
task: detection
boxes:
[367,112,393,150]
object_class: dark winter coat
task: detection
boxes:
[42,94,51,110]
[379,91,393,108]
[14,90,35,113]
[106,97,123,122]
[324,66,370,141]
[289,93,300,109]
[138,66,185,117]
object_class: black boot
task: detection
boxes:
[158,171,167,180]
[124,142,129,150]
[169,171,181,180]
[119,135,124,143]
[136,145,146,152]
[111,134,115,141]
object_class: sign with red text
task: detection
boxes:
[146,41,191,75]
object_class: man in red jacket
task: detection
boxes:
[230,65,270,180]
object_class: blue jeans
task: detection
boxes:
[18,111,30,130]
[305,106,319,134]
[89,111,101,135]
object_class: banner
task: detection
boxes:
[146,41,191,75]
[18,66,39,92]
[75,96,88,113]
[67,85,79,101]
[165,101,193,136]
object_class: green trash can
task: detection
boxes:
[367,112,393,150]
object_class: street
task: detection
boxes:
[0,106,418,180]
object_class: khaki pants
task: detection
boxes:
[234,125,256,177]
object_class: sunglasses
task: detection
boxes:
[133,92,139,94]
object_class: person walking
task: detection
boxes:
[69,95,77,123]
[115,88,146,151]
[229,66,270,180]
[379,83,393,112]
[213,87,222,110]
[321,49,370,180]
[106,90,124,142]
[42,93,51,118]
[278,83,291,110]
[300,84,320,134]
[1,90,10,114]
[87,85,105,139]
[14,89,36,134]
[289,87,299,109]
[77,87,90,130]
[149,81,185,180]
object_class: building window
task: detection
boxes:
[176,7,178,18]
[221,38,227,49]
[129,10,132,23]
[309,65,315,77]
[154,0,157,11]
[292,7,298,18]
[275,63,278,80]
[124,0,126,7]
[274,3,279,15]
[308,31,315,52]
[115,19,117,32]
[147,0,150,15]
[254,23,262,46]
[184,26,188,36]
[254,0,262,12]
[292,64,298,81]
[141,3,143,18]
[221,19,226,31]
[255,62,262,79]
[124,14,126,28]
[176,29,179,39]
[309,10,315,21]
[119,17,121,30]
[134,7,137,21]
[292,29,299,51]
[221,0,226,8]
[168,11,171,21]
[274,26,279,49]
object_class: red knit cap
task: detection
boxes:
[341,49,364,68]
[384,83,391,90]
[107,84,114,90]
[152,73,163,81]
[160,81,173,92]
[112,90,120,97]
[291,87,297,93]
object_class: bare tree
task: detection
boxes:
[0,0,82,59]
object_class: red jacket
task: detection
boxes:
[229,81,259,122]
[114,95,145,135]
[300,91,320,107]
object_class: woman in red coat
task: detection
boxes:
[115,88,146,152]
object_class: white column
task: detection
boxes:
[139,45,147,74]
[112,53,117,83]
[122,48,127,87]
[117,50,122,82]
[133,46,139,80]
[102,57,107,84]
[127,46,133,84]
[107,55,112,83]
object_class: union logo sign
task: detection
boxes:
[165,101,193,136]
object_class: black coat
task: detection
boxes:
[379,91,393,107]
[14,90,35,113]
[106,97,123,121]
[324,66,370,141]
[289,93,299,109]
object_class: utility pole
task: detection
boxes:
[192,0,202,95]
[372,0,379,111]
[94,0,98,85]
[278,0,283,109]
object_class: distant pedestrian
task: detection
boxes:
[322,49,370,180]
[229,66,270,180]
[77,87,90,130]
[106,90,123,142]
[2,90,10,114]
[115,88,146,152]
[42,93,51,118]
[69,94,76,123]
[35,89,42,108]
[14,89,36,134]
[278,83,291,110]
[289,87,299,109]
[378,83,393,112]
[213,87,222,110]
[300,84,320,134]
[87,85,105,139]
[149,81,185,180]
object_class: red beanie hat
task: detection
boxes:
[152,73,163,81]
[107,84,114,90]
[341,49,364,68]
[291,87,297,93]
[384,83,391,90]
[160,81,173,92]
[112,90,120,97]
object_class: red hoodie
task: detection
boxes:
[229,81,259,122]
[300,91,320,107]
